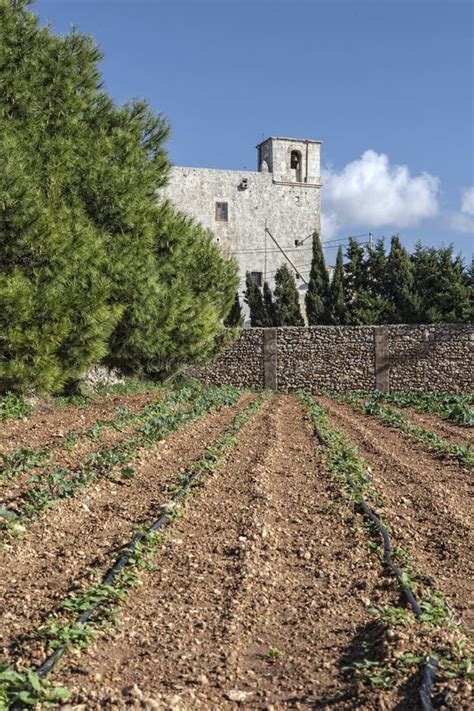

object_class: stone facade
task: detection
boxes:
[189,325,473,394]
[160,137,322,313]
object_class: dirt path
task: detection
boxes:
[321,397,474,632]
[60,395,401,710]
[0,394,253,667]
[0,392,162,455]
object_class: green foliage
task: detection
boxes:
[342,393,474,467]
[263,281,278,326]
[224,292,244,327]
[0,2,237,393]
[274,265,304,326]
[3,383,240,534]
[305,232,331,325]
[244,272,268,327]
[384,236,418,323]
[328,246,347,325]
[343,238,373,324]
[110,202,238,376]
[0,664,70,708]
[412,242,472,323]
[355,390,474,426]
[0,392,30,421]
[0,3,120,392]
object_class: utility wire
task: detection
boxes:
[265,227,309,286]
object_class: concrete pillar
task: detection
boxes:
[263,328,278,389]
[374,326,390,392]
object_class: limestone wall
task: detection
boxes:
[190,325,473,393]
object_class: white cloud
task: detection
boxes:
[447,186,474,234]
[321,150,440,241]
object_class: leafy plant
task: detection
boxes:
[0,393,30,421]
[0,664,70,708]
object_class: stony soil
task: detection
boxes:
[1,392,472,710]
[320,397,474,632]
[0,394,253,667]
[390,406,473,448]
[0,392,162,456]
[59,395,405,710]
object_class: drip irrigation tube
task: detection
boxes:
[311,419,439,711]
[35,465,203,680]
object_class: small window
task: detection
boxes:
[215,201,228,221]
[290,151,301,169]
[251,271,263,287]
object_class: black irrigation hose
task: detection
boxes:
[420,657,440,711]
[35,465,205,680]
[312,421,439,711]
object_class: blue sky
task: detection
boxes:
[34,0,473,260]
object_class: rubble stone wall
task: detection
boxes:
[190,325,473,393]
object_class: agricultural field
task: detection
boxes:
[0,384,472,710]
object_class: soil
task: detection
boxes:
[320,397,474,632]
[390,406,473,448]
[59,396,415,710]
[1,393,472,710]
[0,394,253,667]
[0,392,163,456]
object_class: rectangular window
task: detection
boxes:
[215,201,228,222]
[251,271,263,287]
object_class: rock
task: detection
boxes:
[226,689,253,703]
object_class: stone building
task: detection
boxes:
[160,136,322,313]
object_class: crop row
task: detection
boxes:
[298,391,472,700]
[1,383,241,539]
[348,391,473,427]
[0,394,266,708]
[333,392,473,467]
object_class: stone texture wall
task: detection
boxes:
[190,325,473,393]
[188,329,264,389]
[388,324,473,393]
[277,327,376,392]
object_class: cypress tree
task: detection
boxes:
[328,246,347,324]
[385,236,418,323]
[365,238,389,323]
[224,293,244,327]
[343,238,373,324]
[244,272,268,327]
[434,247,471,322]
[274,265,304,326]
[263,281,278,326]
[305,232,331,324]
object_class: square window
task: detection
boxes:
[251,271,263,287]
[215,201,228,221]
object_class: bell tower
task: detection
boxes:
[256,136,321,185]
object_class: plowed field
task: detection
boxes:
[1,388,472,710]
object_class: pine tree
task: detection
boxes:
[274,265,304,326]
[305,232,331,324]
[263,281,278,326]
[328,246,347,324]
[244,273,268,327]
[0,2,118,392]
[385,236,418,323]
[0,1,238,390]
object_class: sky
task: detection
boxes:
[34,0,474,261]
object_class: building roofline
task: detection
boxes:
[256,136,322,148]
[170,165,261,175]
